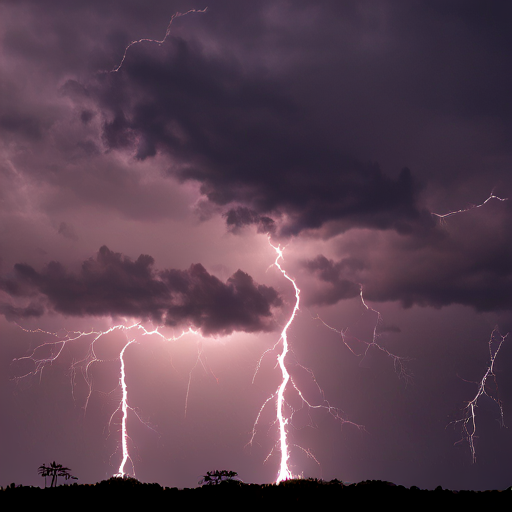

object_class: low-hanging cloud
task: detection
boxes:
[301,255,362,307]
[302,206,512,312]
[0,245,283,336]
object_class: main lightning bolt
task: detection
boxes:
[271,241,299,483]
[113,338,136,477]
[250,239,363,483]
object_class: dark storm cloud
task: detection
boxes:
[302,203,512,312]
[0,301,45,322]
[224,206,276,235]
[0,0,509,316]
[2,1,509,230]
[0,246,282,336]
[62,0,509,238]
[302,255,362,306]
[84,30,433,238]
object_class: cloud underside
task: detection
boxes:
[0,246,282,336]
[303,218,512,312]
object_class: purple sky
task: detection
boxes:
[1,0,511,491]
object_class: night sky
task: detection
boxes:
[1,0,511,491]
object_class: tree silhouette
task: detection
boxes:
[38,461,77,488]
[199,470,238,486]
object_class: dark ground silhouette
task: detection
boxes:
[1,477,510,506]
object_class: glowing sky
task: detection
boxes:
[0,0,511,491]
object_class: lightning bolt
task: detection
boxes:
[431,189,509,462]
[12,322,204,479]
[249,239,363,484]
[110,8,208,73]
[271,241,299,483]
[432,191,508,223]
[113,338,136,478]
[314,287,411,382]
[449,327,508,463]
[303,190,509,469]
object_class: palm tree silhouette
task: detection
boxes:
[38,461,77,488]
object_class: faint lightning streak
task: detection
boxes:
[13,327,82,383]
[449,327,508,463]
[431,190,509,462]
[288,365,365,432]
[183,337,219,419]
[432,191,508,223]
[314,285,411,382]
[110,8,208,73]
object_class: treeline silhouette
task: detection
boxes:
[1,476,510,505]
